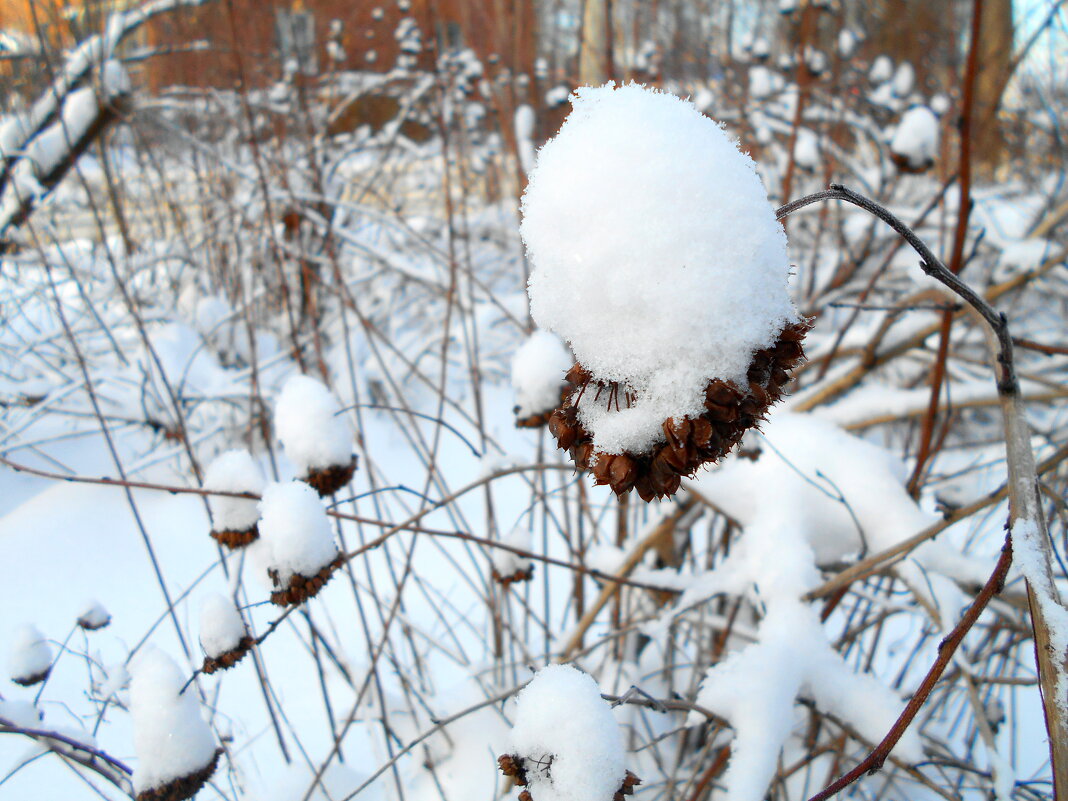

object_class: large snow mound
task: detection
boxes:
[521,83,797,454]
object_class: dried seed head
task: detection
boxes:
[201,636,255,675]
[210,524,259,549]
[268,554,345,607]
[303,457,358,497]
[498,754,529,786]
[135,749,222,801]
[546,319,811,501]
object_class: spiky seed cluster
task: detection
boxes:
[497,754,641,801]
[498,754,529,786]
[268,554,345,606]
[492,564,535,587]
[135,750,221,801]
[549,320,810,501]
[10,667,49,687]
[210,524,259,549]
[201,636,255,675]
[303,457,358,497]
[615,771,642,801]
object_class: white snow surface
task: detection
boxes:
[509,664,625,801]
[660,412,1007,799]
[130,648,217,794]
[521,84,797,455]
[275,374,354,474]
[199,593,247,658]
[255,481,339,585]
[511,330,572,419]
[890,106,939,169]
[204,449,265,532]
[6,624,51,683]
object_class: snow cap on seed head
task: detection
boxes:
[130,647,218,795]
[511,329,573,422]
[275,375,354,474]
[521,83,798,455]
[255,480,339,585]
[509,664,625,801]
[199,593,247,659]
[203,449,265,534]
[7,624,52,685]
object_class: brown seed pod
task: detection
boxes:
[492,565,535,587]
[890,150,934,175]
[268,554,345,606]
[498,754,529,786]
[614,770,642,801]
[201,636,255,675]
[136,749,222,801]
[77,611,112,632]
[10,668,50,687]
[547,319,811,501]
[303,457,358,497]
[210,524,259,549]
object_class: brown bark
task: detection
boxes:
[974,0,1013,173]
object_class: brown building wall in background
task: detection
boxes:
[142,0,537,94]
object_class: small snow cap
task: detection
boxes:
[275,375,354,474]
[77,599,112,631]
[204,449,266,540]
[199,594,247,660]
[508,664,626,801]
[512,330,573,426]
[7,624,52,686]
[256,480,339,588]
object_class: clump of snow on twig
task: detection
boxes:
[509,664,625,801]
[7,624,52,685]
[130,649,217,795]
[890,105,939,171]
[76,599,111,631]
[254,481,339,586]
[203,449,265,533]
[199,594,247,659]
[492,528,534,582]
[275,375,354,476]
[521,83,798,455]
[511,330,572,421]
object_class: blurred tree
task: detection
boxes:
[974,0,1014,173]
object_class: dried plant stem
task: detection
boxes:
[781,183,1068,798]
[561,499,695,659]
[908,0,984,495]
[807,535,1013,801]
